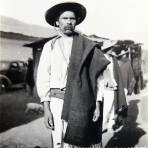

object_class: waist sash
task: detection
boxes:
[49,88,65,100]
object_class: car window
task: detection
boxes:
[19,62,27,68]
[18,62,24,67]
[10,62,18,69]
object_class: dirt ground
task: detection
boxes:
[0,78,148,148]
[0,87,51,148]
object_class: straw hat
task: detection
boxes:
[101,40,117,51]
[117,50,129,57]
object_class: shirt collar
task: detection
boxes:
[57,31,74,39]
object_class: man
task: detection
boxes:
[25,57,34,96]
[117,50,135,96]
[36,2,126,148]
[131,56,142,94]
[98,41,128,147]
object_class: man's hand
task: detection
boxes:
[93,101,100,122]
[43,102,54,130]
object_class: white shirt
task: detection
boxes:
[37,34,73,102]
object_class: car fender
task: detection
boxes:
[0,74,12,87]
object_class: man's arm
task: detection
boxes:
[43,101,54,130]
[93,73,104,122]
[36,42,54,130]
[93,101,101,122]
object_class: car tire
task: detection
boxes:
[0,79,8,94]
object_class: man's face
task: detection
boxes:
[56,11,77,36]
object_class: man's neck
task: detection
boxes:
[58,30,75,38]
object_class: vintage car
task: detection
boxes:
[0,60,27,93]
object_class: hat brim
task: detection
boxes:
[45,2,86,26]
[101,40,117,51]
[117,51,129,57]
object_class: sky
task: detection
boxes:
[0,0,148,50]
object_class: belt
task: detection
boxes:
[49,88,65,100]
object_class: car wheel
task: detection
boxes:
[0,80,8,94]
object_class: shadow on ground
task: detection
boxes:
[105,99,146,148]
[0,88,42,133]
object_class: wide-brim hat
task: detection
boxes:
[45,2,86,26]
[101,40,117,51]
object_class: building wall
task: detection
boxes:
[0,38,33,61]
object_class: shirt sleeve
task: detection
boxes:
[36,41,52,102]
[106,59,117,89]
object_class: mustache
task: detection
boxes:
[64,26,74,30]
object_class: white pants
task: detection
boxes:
[102,89,115,131]
[50,97,64,148]
[102,89,115,147]
[50,97,101,148]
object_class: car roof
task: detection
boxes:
[0,60,26,63]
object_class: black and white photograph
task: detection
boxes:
[0,0,148,148]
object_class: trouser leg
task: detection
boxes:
[50,98,64,148]
[102,90,115,148]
